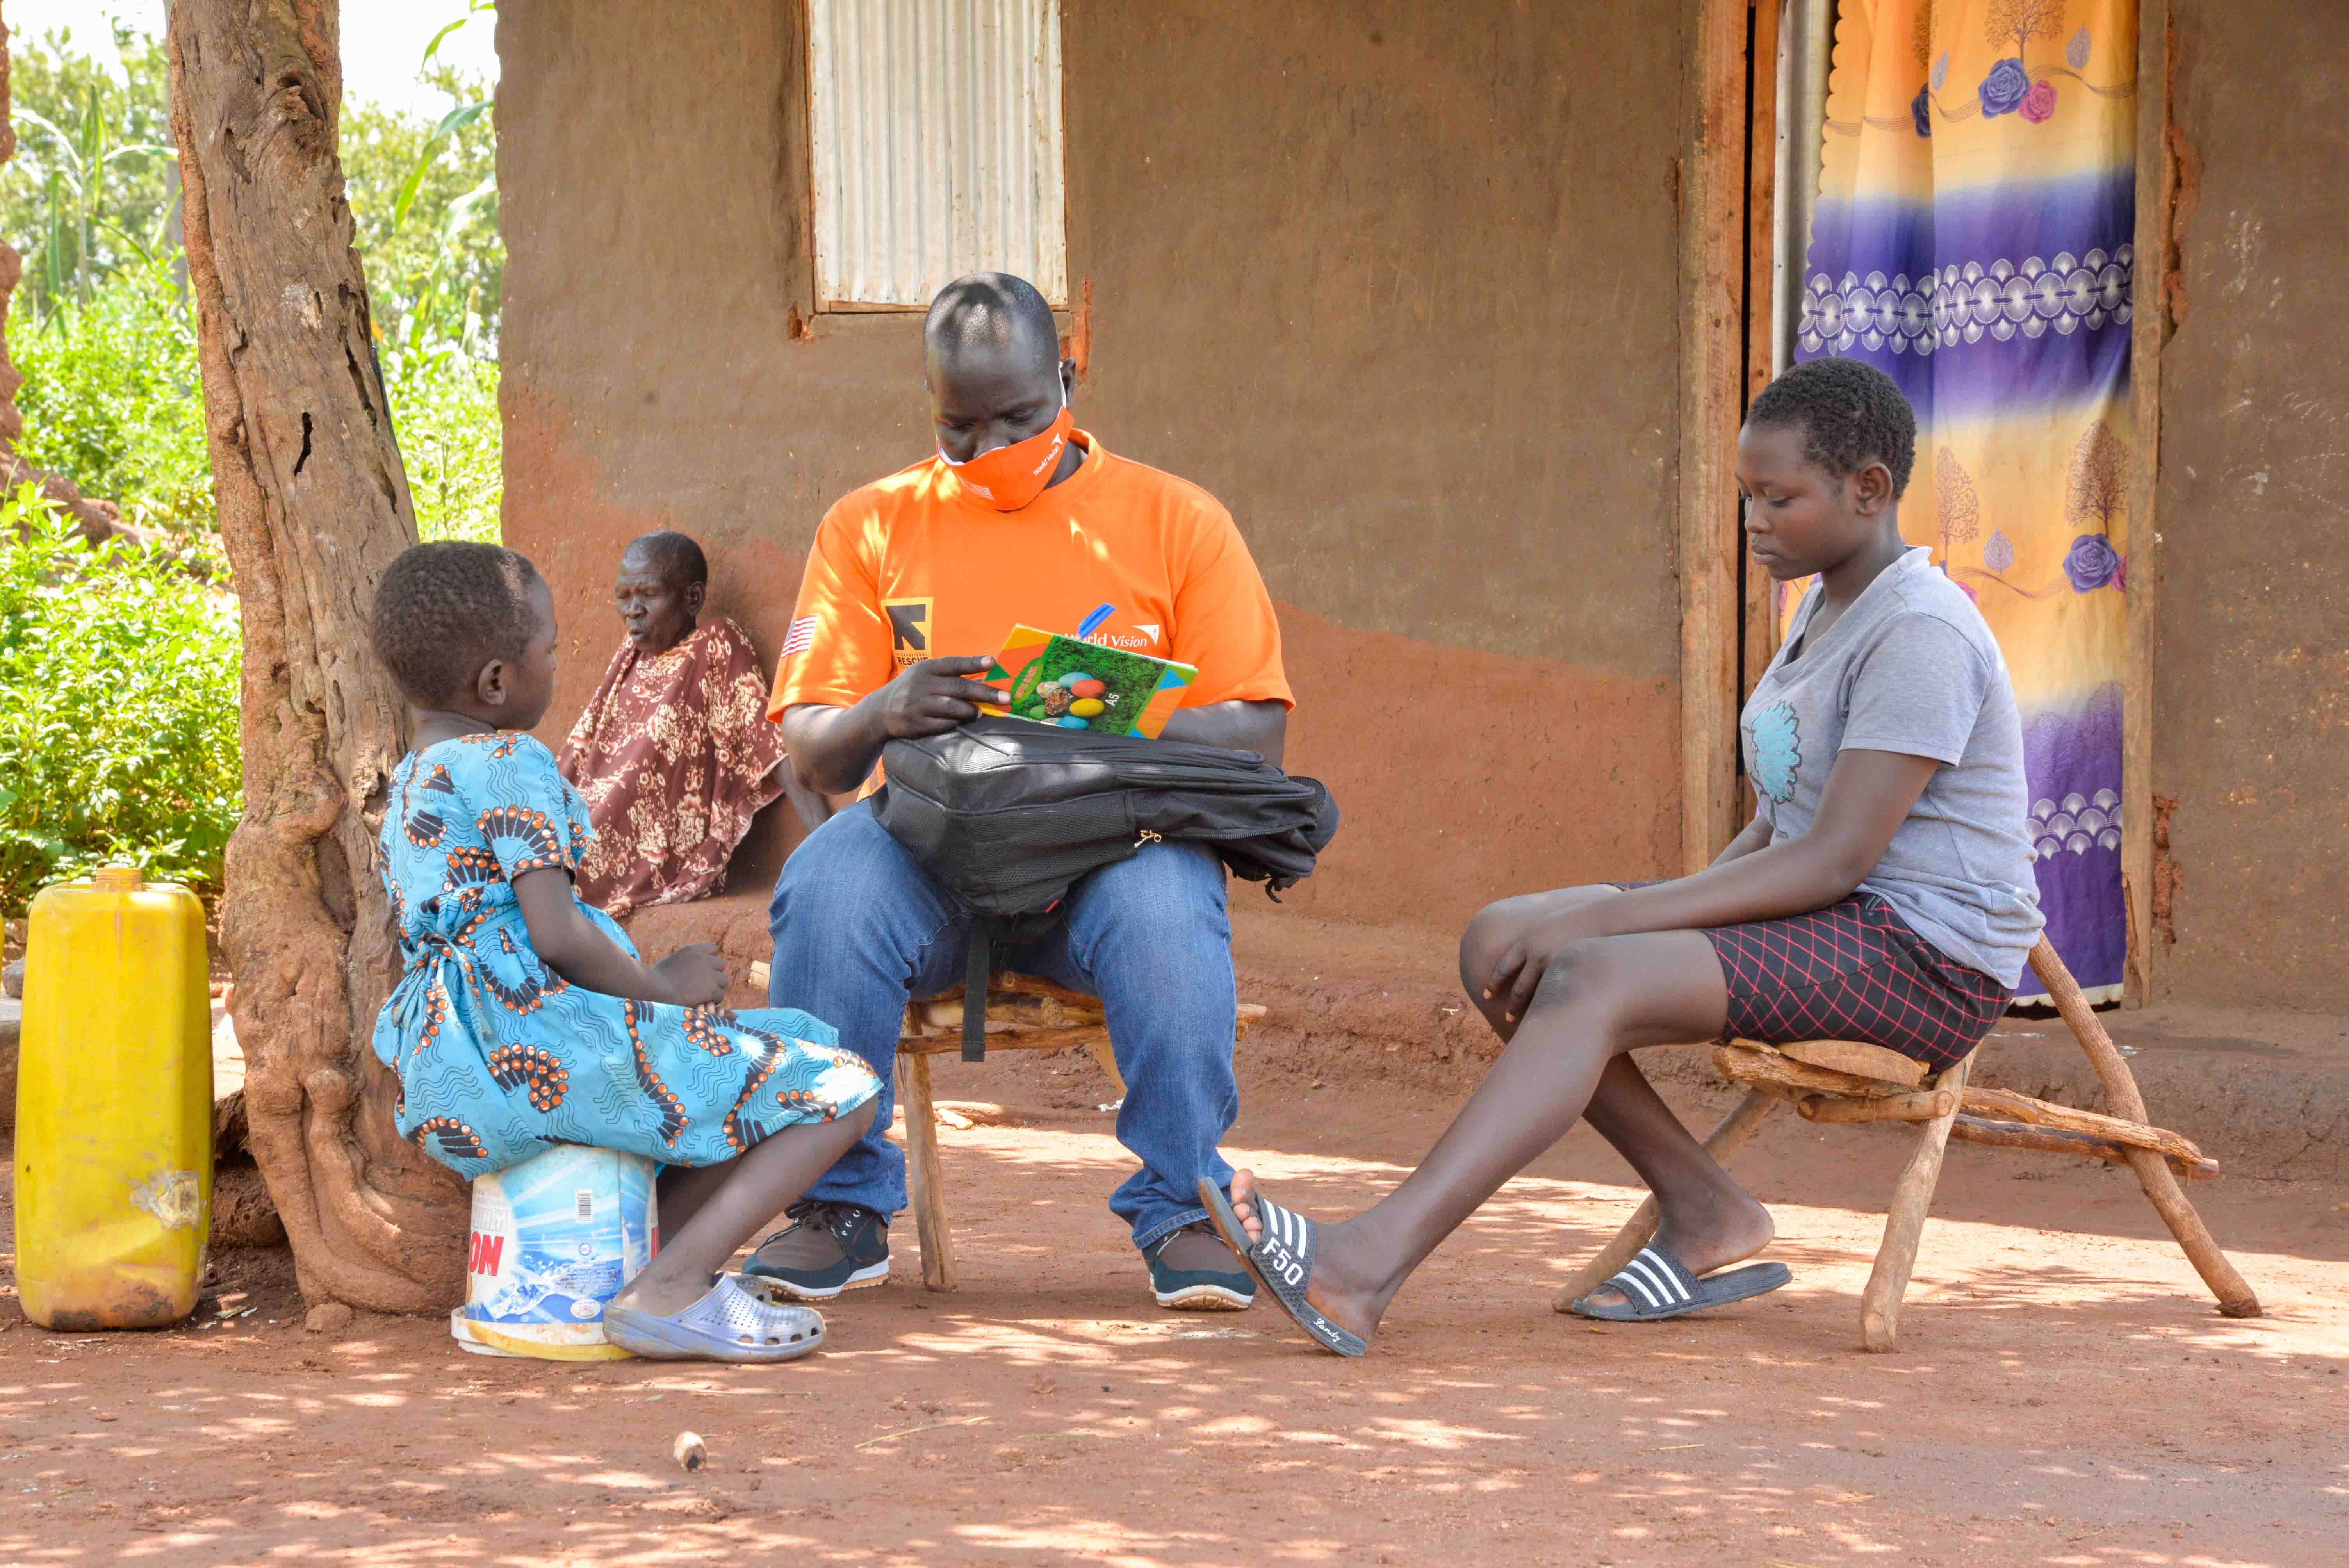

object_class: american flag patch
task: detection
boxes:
[780,615,818,659]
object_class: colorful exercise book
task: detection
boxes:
[984,624,1196,740]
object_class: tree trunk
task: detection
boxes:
[167,0,466,1312]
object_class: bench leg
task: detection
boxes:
[2121,1145,2261,1317]
[1082,1035,1126,1098]
[2026,938,2261,1319]
[1861,1057,1968,1352]
[896,1052,957,1291]
[1553,1087,1781,1311]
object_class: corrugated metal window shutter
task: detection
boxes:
[808,0,1068,310]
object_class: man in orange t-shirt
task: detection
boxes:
[752,273,1292,1311]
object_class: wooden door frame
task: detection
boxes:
[1679,0,1758,874]
[1682,0,1793,873]
[2122,0,2169,1004]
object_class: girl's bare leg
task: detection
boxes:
[1227,894,1764,1340]
[1457,894,1774,1310]
[1569,1055,1775,1307]
[611,1102,877,1316]
[653,1156,738,1236]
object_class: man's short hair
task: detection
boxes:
[625,530,708,590]
[371,542,542,708]
[1746,356,1918,499]
[923,272,1059,376]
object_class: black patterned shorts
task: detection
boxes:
[1616,885,2012,1069]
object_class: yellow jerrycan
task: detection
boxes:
[15,867,213,1330]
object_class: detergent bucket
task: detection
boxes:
[451,1144,658,1360]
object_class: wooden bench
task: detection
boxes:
[895,974,1266,1290]
[749,963,1266,1292]
[1554,937,2260,1350]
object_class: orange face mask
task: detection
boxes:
[941,392,1072,511]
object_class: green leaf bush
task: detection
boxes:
[9,256,214,537]
[389,344,504,544]
[0,21,508,915]
[0,484,241,914]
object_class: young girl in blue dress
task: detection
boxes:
[369,541,880,1361]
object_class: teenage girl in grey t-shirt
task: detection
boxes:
[1198,358,2045,1356]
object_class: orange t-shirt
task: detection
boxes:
[770,432,1292,718]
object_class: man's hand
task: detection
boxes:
[876,656,1008,739]
[783,656,1007,795]
[651,943,728,1008]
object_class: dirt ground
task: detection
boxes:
[3,1043,2346,1567]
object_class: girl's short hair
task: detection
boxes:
[371,542,543,707]
[1747,357,1918,499]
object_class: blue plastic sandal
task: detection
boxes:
[602,1274,827,1362]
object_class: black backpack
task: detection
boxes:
[873,716,1339,1059]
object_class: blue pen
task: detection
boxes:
[1075,603,1116,642]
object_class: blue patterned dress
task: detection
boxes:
[371,732,879,1180]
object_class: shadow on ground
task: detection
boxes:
[4,1076,2346,1566]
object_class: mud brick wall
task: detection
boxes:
[2151,1,2349,1009]
[492,0,1690,929]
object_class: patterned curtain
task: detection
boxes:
[1792,0,2137,1000]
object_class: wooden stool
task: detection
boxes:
[1555,937,2260,1350]
[895,974,1267,1291]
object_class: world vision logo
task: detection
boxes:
[885,597,933,667]
[1086,624,1162,650]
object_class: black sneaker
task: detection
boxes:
[1145,1221,1256,1311]
[740,1200,890,1300]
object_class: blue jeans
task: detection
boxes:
[767,799,1238,1251]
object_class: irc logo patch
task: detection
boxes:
[885,597,933,667]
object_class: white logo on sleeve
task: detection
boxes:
[1082,622,1164,650]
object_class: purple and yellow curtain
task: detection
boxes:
[1792,0,2137,1000]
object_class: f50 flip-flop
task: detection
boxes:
[1198,1179,1369,1358]
[1569,1242,1791,1322]
[603,1274,828,1361]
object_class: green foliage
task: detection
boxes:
[0,485,241,915]
[340,66,502,353]
[0,12,504,911]
[4,255,504,545]
[389,345,504,543]
[0,17,508,537]
[7,255,211,535]
[4,21,505,350]
[1,23,178,322]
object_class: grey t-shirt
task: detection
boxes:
[1743,547,2044,988]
